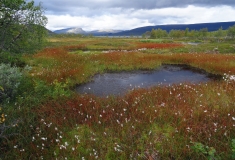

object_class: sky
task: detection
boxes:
[29,0,235,31]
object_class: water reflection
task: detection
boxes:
[75,64,221,97]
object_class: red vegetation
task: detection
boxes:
[23,43,235,158]
[30,44,235,85]
[34,80,235,157]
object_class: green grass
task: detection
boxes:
[1,36,235,159]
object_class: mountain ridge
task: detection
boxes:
[53,28,124,35]
[54,27,86,34]
[52,21,235,36]
[111,21,235,36]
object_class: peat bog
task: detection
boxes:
[2,36,235,159]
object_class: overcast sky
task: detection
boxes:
[30,0,235,31]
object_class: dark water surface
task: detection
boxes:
[75,64,221,97]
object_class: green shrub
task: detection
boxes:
[33,79,71,99]
[0,52,26,67]
[191,142,219,160]
[232,139,235,159]
[0,64,22,103]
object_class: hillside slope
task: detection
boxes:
[111,21,235,36]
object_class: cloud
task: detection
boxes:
[33,0,235,12]
[46,13,154,31]
[45,5,235,31]
[27,0,235,31]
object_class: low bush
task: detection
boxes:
[0,64,23,103]
[0,52,26,67]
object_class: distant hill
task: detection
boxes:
[53,28,123,35]
[51,21,235,36]
[54,27,86,34]
[89,29,124,36]
[45,28,55,35]
[111,21,235,36]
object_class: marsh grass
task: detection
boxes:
[26,43,235,86]
[18,80,234,159]
[2,37,235,159]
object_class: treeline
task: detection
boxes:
[143,25,235,39]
